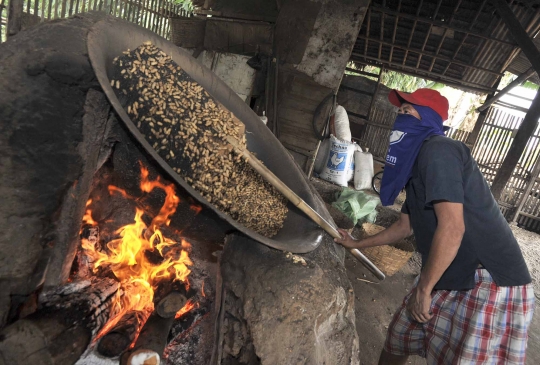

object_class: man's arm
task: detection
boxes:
[407,201,465,323]
[334,213,413,249]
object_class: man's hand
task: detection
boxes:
[334,213,413,250]
[406,201,464,324]
[334,228,358,249]
[406,287,433,323]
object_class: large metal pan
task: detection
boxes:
[87,15,325,253]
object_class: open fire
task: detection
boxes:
[76,163,197,353]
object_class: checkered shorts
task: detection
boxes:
[384,269,535,364]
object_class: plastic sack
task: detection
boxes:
[331,188,380,226]
[347,143,362,182]
[334,105,352,142]
[354,149,374,190]
[319,135,356,187]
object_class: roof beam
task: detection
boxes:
[428,0,462,72]
[402,0,423,66]
[440,0,489,76]
[364,8,371,56]
[388,0,401,63]
[490,0,540,200]
[345,67,379,78]
[370,5,516,47]
[378,2,384,60]
[350,53,496,93]
[476,67,535,112]
[354,36,503,76]
[498,9,540,74]
[416,0,442,69]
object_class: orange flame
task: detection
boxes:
[82,199,97,227]
[140,165,180,229]
[81,165,192,341]
[190,204,202,215]
[108,185,129,198]
[175,299,198,319]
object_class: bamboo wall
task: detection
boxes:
[1,0,7,42]
[1,0,189,42]
[356,105,394,161]
[472,107,540,231]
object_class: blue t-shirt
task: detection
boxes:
[402,136,531,290]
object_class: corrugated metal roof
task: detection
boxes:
[351,0,540,94]
[506,38,540,85]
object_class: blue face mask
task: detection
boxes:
[379,105,445,206]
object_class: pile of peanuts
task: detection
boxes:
[110,42,288,237]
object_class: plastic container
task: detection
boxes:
[260,111,268,125]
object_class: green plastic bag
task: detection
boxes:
[331,188,380,226]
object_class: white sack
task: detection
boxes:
[354,149,374,190]
[334,105,352,142]
[319,135,356,187]
[346,143,361,182]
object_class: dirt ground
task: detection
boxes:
[346,214,540,365]
[310,177,540,364]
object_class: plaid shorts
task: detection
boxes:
[384,269,535,364]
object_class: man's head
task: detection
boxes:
[388,88,449,121]
[397,103,421,120]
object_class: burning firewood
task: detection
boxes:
[155,291,188,318]
[96,289,188,358]
[110,42,288,238]
[97,309,151,358]
[120,291,189,365]
[74,225,100,280]
[75,165,196,362]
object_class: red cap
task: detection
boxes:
[388,88,449,121]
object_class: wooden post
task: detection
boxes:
[490,0,540,200]
[7,0,24,37]
[466,107,489,148]
[491,90,540,200]
[466,77,502,148]
[367,66,383,120]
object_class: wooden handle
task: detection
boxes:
[226,136,385,281]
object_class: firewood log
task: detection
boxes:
[0,277,119,365]
[121,291,188,365]
[97,309,151,358]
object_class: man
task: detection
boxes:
[335,88,535,365]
